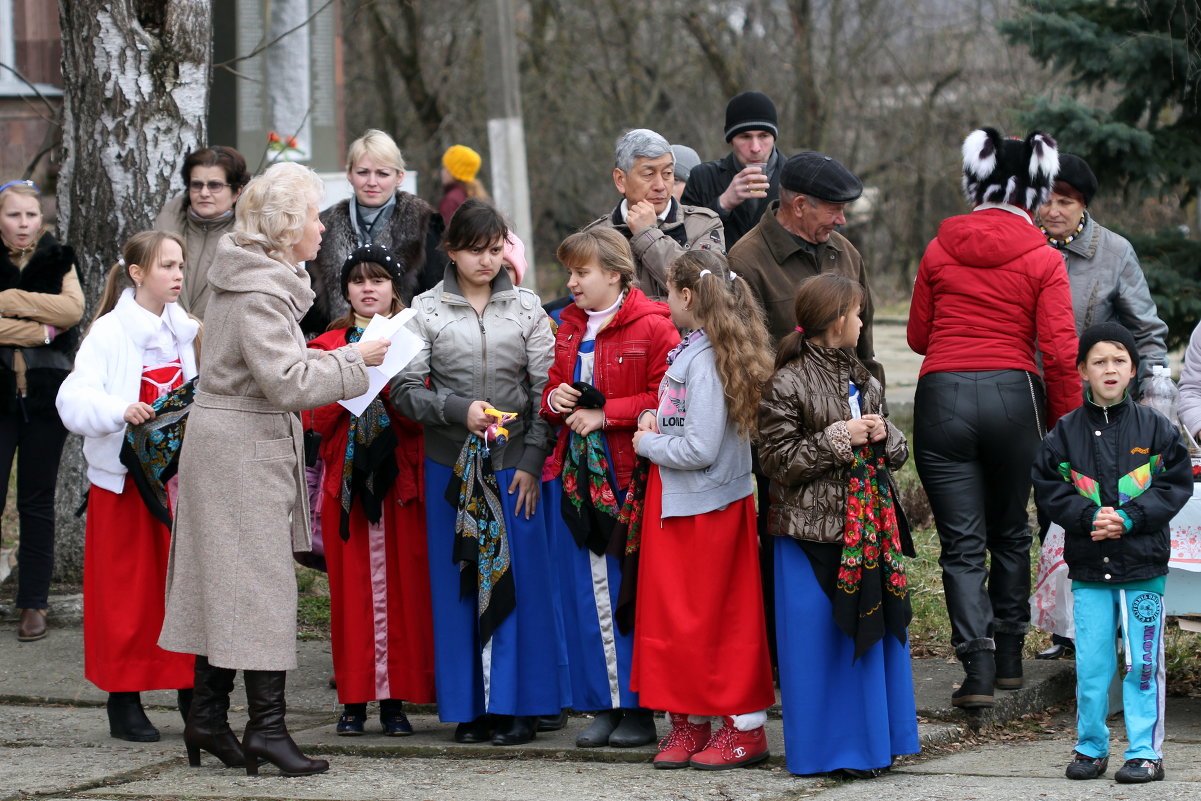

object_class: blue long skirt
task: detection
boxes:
[540,476,575,710]
[424,458,567,721]
[775,536,920,774]
[550,495,638,711]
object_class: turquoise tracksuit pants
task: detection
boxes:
[1072,586,1166,760]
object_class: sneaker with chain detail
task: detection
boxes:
[1114,758,1164,784]
[653,713,710,769]
[689,716,769,770]
[1064,751,1107,780]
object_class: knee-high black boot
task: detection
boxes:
[184,656,244,767]
[242,670,328,777]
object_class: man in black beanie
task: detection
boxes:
[681,91,783,247]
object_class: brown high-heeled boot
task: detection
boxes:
[241,670,328,777]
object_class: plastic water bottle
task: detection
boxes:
[1140,364,1179,421]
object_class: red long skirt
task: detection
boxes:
[83,476,194,692]
[629,465,775,715]
[325,494,436,704]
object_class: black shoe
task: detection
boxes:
[951,650,995,709]
[491,715,536,746]
[1114,758,1164,784]
[536,710,568,732]
[994,633,1024,690]
[453,715,493,743]
[379,700,413,736]
[107,692,161,742]
[336,713,366,735]
[841,767,889,780]
[1064,751,1107,780]
[575,709,622,747]
[1035,643,1072,660]
[608,708,656,747]
[241,670,329,777]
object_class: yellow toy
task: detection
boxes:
[484,408,519,449]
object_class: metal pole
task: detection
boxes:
[482,0,535,287]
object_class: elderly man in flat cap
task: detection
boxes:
[729,151,883,382]
[584,128,724,301]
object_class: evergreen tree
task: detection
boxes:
[1000,0,1201,348]
[998,0,1201,200]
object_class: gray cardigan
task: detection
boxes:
[1060,213,1168,382]
[634,332,754,517]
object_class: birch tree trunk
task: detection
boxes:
[53,0,211,580]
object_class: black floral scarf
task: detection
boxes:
[338,327,399,540]
[444,434,516,646]
[802,443,911,660]
[560,430,621,555]
[119,376,197,527]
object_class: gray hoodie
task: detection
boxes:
[634,331,754,517]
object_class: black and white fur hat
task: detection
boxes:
[961,128,1059,210]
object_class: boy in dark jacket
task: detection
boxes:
[1032,322,1192,785]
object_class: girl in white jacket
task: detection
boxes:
[56,231,199,744]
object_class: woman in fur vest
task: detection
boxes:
[301,129,447,335]
[0,179,84,643]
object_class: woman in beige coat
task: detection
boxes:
[158,162,389,777]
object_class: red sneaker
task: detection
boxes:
[689,716,769,770]
[653,713,711,769]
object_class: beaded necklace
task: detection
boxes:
[1041,214,1086,247]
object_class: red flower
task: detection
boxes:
[890,572,906,587]
[598,484,616,507]
[844,528,861,547]
[268,131,281,143]
[864,544,879,562]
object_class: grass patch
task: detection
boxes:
[296,565,330,640]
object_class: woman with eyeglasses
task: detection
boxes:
[0,179,85,643]
[155,147,251,320]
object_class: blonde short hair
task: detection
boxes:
[345,129,405,173]
[233,162,323,263]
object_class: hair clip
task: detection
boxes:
[118,257,126,268]
[728,270,737,281]
[698,269,713,279]
[795,326,805,333]
[0,179,39,195]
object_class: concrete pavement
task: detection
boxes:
[5,611,1197,801]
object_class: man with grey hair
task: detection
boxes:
[583,128,723,301]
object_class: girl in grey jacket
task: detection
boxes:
[629,250,777,771]
[392,200,565,747]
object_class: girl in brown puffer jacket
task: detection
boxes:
[757,273,917,778]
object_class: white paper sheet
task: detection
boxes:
[338,309,422,416]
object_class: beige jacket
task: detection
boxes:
[0,266,84,346]
[159,234,368,670]
[155,195,237,320]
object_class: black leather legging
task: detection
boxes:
[913,370,1043,655]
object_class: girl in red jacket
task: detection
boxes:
[303,244,435,736]
[542,227,679,748]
